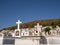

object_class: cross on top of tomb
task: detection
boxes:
[34,23,42,32]
[16,20,22,30]
[35,23,42,28]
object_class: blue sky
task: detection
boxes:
[0,0,60,29]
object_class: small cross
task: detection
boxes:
[16,20,22,30]
[35,23,42,32]
[35,23,40,28]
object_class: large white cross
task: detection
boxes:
[16,20,22,30]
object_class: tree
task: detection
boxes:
[44,27,51,35]
[58,21,60,27]
[51,22,56,28]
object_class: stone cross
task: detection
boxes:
[35,23,40,28]
[35,23,42,28]
[35,23,42,32]
[16,20,22,30]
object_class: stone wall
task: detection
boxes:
[0,36,60,45]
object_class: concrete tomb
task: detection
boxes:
[14,20,22,38]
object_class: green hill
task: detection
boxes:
[2,18,60,30]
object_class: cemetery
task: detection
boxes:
[0,20,60,45]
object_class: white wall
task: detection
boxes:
[0,36,3,45]
[47,37,60,44]
[15,37,60,45]
[0,36,60,45]
[15,39,39,45]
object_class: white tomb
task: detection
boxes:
[14,20,22,38]
[21,29,29,36]
[34,23,42,36]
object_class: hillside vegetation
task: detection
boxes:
[2,18,60,30]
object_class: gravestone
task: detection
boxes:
[14,20,22,38]
[56,26,60,36]
[34,23,42,36]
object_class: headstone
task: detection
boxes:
[56,26,60,36]
[14,20,22,38]
[56,26,60,31]
[35,23,42,32]
[34,23,42,36]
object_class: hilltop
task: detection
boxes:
[2,18,60,30]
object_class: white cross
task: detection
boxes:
[16,20,22,30]
[35,23,40,28]
[35,23,42,32]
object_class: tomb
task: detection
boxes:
[14,20,22,38]
[34,23,42,36]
